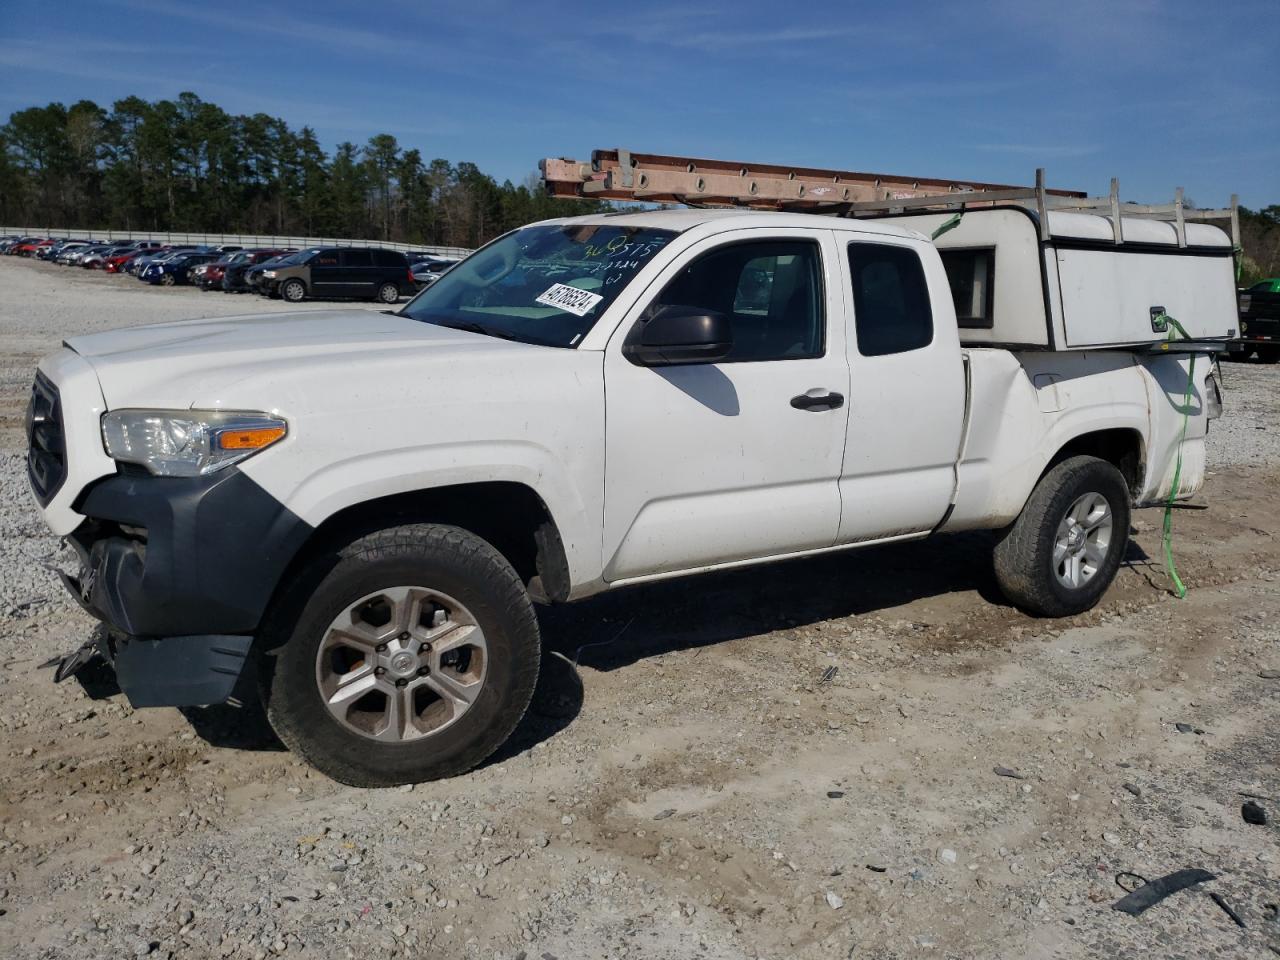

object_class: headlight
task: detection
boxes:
[263,270,277,278]
[101,409,287,477]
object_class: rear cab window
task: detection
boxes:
[847,242,934,356]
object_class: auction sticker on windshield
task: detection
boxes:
[536,283,605,317]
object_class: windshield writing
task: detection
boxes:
[400,224,677,347]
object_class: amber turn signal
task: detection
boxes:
[217,425,286,450]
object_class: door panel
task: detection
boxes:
[309,251,340,295]
[835,237,965,542]
[603,229,850,581]
[340,249,376,296]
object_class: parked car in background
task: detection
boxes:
[129,246,197,276]
[399,250,443,263]
[259,246,413,303]
[410,256,461,289]
[81,246,134,269]
[13,238,56,257]
[2,236,41,254]
[104,249,148,273]
[39,239,87,260]
[41,240,91,260]
[219,249,292,293]
[61,244,114,266]
[241,252,299,294]
[140,250,220,286]
[1232,277,1280,362]
[197,255,231,290]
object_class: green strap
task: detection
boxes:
[931,211,964,240]
[1154,312,1194,599]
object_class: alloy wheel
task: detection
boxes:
[315,586,488,742]
[1053,492,1113,589]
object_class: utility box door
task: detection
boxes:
[1056,248,1237,347]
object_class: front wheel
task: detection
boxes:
[160,273,176,286]
[375,282,400,304]
[259,524,541,786]
[281,279,307,302]
[993,455,1131,617]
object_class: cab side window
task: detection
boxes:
[847,243,933,356]
[342,250,373,268]
[652,240,823,362]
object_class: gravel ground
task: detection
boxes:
[0,255,1278,960]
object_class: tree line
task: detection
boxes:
[2,92,1276,274]
[0,92,608,248]
[1238,207,1280,285]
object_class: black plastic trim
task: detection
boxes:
[113,633,254,707]
[70,467,312,638]
[1048,237,1232,258]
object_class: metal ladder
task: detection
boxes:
[541,148,1240,248]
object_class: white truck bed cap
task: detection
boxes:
[1046,210,1231,249]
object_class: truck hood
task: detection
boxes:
[65,309,541,409]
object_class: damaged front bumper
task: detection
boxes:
[54,568,255,708]
[47,466,310,708]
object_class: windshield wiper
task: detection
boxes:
[433,320,522,343]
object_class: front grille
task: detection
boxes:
[26,372,67,506]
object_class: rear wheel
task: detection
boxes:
[281,279,306,303]
[376,282,400,304]
[1258,346,1280,364]
[259,524,540,786]
[993,455,1131,617]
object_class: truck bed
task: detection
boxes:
[941,347,1210,532]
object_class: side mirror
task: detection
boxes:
[624,305,732,366]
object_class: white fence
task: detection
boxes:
[2,227,472,260]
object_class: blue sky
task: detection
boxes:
[2,0,1277,208]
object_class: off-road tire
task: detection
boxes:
[993,455,1131,617]
[258,524,540,786]
[281,279,306,303]
[375,282,400,304]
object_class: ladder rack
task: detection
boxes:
[541,148,1240,249]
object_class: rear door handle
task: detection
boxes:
[790,391,845,411]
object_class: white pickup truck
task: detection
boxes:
[27,206,1231,785]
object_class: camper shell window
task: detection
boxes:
[941,248,996,329]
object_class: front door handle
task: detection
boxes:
[790,391,845,411]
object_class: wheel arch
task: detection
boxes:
[269,481,573,613]
[1041,427,1146,497]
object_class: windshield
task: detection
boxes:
[400,223,678,348]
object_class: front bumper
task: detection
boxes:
[68,467,312,638]
[57,467,311,707]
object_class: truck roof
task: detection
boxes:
[541,208,926,240]
[540,207,1232,249]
